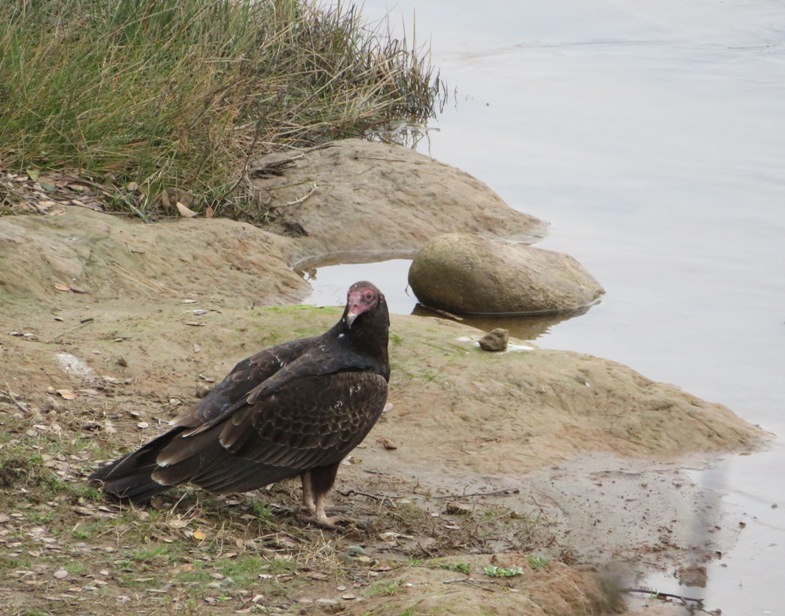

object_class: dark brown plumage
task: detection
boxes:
[89,281,389,527]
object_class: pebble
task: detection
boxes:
[315,599,338,606]
[53,569,68,579]
[445,501,472,515]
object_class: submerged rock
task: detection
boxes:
[408,233,604,315]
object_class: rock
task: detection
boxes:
[445,501,472,515]
[315,598,338,607]
[408,233,604,314]
[379,438,398,450]
[479,328,509,352]
[0,207,308,306]
[252,139,547,264]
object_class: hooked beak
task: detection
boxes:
[345,311,358,329]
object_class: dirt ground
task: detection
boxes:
[0,147,768,615]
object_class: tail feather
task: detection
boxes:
[89,431,180,503]
[153,435,299,494]
[89,425,303,503]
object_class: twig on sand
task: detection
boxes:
[282,183,317,207]
[46,317,94,343]
[1,383,30,414]
[623,588,713,614]
[338,489,397,507]
[443,578,497,592]
[433,488,520,500]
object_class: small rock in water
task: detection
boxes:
[479,328,509,352]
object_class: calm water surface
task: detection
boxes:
[310,2,785,611]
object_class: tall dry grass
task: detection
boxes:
[0,0,442,219]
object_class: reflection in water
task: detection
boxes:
[299,258,419,316]
[293,250,418,275]
[411,302,593,341]
[302,255,598,341]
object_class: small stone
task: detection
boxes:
[379,438,397,450]
[315,599,338,606]
[445,501,472,515]
[116,357,128,367]
[479,328,509,352]
[195,383,212,399]
[342,593,356,600]
[53,568,68,579]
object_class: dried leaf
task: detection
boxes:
[56,389,77,400]
[175,202,197,218]
[54,283,71,292]
[193,530,207,541]
[205,206,214,219]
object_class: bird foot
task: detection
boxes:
[313,511,352,530]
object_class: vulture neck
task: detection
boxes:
[333,308,390,380]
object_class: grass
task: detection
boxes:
[365,578,404,597]
[0,0,442,222]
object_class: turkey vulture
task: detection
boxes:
[89,281,389,527]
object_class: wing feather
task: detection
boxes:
[221,372,387,468]
[152,371,386,490]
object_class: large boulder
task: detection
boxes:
[250,139,548,265]
[408,233,604,314]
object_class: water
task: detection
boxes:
[308,1,785,612]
